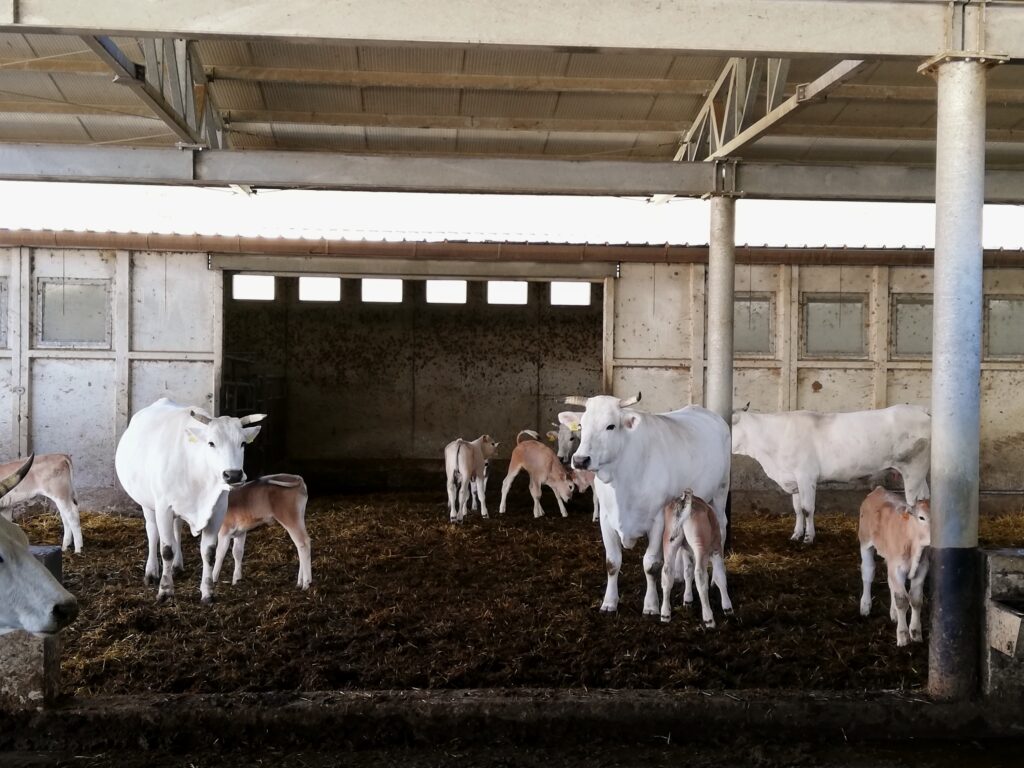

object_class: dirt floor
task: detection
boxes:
[16,489,1024,696]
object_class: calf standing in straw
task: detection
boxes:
[0,453,82,553]
[444,434,498,523]
[858,486,931,646]
[212,473,312,589]
[661,490,733,627]
[498,430,575,518]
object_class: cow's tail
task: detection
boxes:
[516,429,539,444]
[262,474,306,493]
[451,441,463,488]
[62,454,78,506]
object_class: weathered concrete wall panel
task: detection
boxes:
[130,252,215,353]
[131,361,215,415]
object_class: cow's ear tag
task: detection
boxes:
[186,427,201,444]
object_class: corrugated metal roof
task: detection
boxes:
[1,30,1023,170]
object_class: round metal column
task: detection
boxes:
[706,194,736,422]
[928,59,987,701]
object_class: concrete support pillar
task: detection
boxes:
[928,58,987,701]
[0,545,64,708]
[705,194,736,422]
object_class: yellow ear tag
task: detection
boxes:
[570,424,581,433]
[187,432,198,443]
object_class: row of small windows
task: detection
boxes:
[734,293,1024,359]
[232,275,593,306]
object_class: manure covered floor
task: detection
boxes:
[19,491,1024,696]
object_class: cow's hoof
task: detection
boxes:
[201,594,216,605]
[682,598,694,607]
[802,536,814,545]
[790,533,802,542]
[897,633,910,647]
[600,605,618,614]
[144,573,158,586]
[660,614,671,624]
[910,629,923,643]
[723,608,735,616]
[703,619,717,629]
[480,513,489,520]
[156,591,172,603]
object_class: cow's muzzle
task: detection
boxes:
[572,454,591,470]
[223,469,245,486]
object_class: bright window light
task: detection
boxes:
[299,276,341,302]
[232,274,275,301]
[362,278,403,303]
[426,279,467,304]
[550,281,591,306]
[487,280,528,305]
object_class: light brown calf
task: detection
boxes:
[212,474,312,590]
[444,434,499,523]
[858,486,930,647]
[0,454,82,553]
[660,490,733,627]
[498,430,575,518]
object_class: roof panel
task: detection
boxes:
[260,82,363,113]
[454,128,548,155]
[365,126,459,153]
[76,114,178,146]
[362,86,460,116]
[554,92,657,120]
[462,48,570,76]
[565,52,674,79]
[461,90,558,118]
[0,112,90,143]
[357,46,464,74]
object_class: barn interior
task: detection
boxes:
[2,0,1024,760]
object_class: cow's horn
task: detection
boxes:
[240,413,267,426]
[190,410,212,425]
[564,396,589,406]
[620,392,642,407]
[0,454,33,499]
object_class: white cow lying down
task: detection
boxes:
[0,456,79,636]
[0,453,82,553]
[732,404,930,544]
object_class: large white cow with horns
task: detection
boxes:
[115,398,264,603]
[0,455,79,636]
[562,393,731,617]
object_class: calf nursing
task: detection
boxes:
[858,486,931,647]
[213,474,312,590]
[661,490,733,627]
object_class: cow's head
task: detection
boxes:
[562,393,641,476]
[0,456,79,636]
[664,489,694,549]
[551,414,583,464]
[908,498,931,545]
[549,465,575,504]
[478,435,499,459]
[186,410,265,489]
[730,410,751,455]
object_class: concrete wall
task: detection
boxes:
[224,277,603,487]
[0,246,220,491]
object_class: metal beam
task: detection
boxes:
[7,1,1023,59]
[2,143,1024,202]
[709,60,868,159]
[80,35,202,144]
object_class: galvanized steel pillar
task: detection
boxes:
[927,57,988,701]
[706,194,735,422]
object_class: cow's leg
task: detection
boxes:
[887,563,911,646]
[446,472,459,523]
[199,498,227,603]
[908,555,930,643]
[859,543,875,616]
[281,519,313,589]
[692,549,715,628]
[592,491,600,523]
[552,485,569,518]
[660,541,676,623]
[171,516,185,575]
[143,506,160,586]
[474,475,490,519]
[154,507,177,601]
[797,481,817,544]
[790,494,806,542]
[50,493,83,554]
[230,532,247,585]
[711,551,733,615]
[681,546,695,605]
[642,514,665,616]
[212,532,231,584]
[529,479,545,518]
[598,512,622,613]
[498,463,522,516]
[469,481,480,513]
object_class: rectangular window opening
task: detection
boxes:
[550,281,591,306]
[891,294,933,359]
[802,293,867,359]
[487,280,528,305]
[733,293,774,357]
[299,276,341,302]
[362,278,403,303]
[426,279,467,304]
[37,277,112,349]
[986,296,1024,358]
[232,274,275,301]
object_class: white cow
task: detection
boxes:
[0,456,79,636]
[563,394,731,615]
[115,398,264,603]
[732,404,931,544]
[0,454,82,553]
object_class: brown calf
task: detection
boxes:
[660,490,733,627]
[498,430,575,518]
[0,454,82,553]
[858,486,930,646]
[212,474,312,590]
